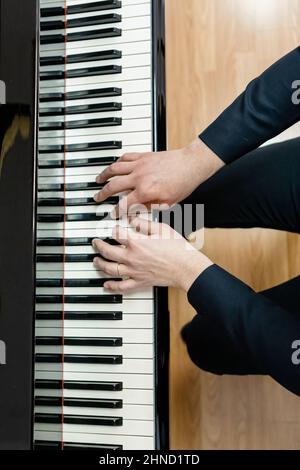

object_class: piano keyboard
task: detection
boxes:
[34,0,168,450]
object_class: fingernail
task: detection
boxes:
[103,282,110,290]
[94,192,101,202]
[93,257,99,266]
[96,175,101,184]
[92,239,97,248]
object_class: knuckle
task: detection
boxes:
[109,162,118,175]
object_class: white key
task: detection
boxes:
[40,66,151,90]
[36,299,154,313]
[35,327,153,342]
[35,388,154,405]
[36,245,108,254]
[37,144,152,162]
[36,287,154,301]
[39,131,152,147]
[37,204,113,214]
[36,228,121,238]
[39,104,151,122]
[34,430,154,450]
[38,166,109,177]
[35,314,154,330]
[35,358,154,374]
[40,42,151,61]
[35,419,154,437]
[39,91,151,111]
[39,90,151,109]
[36,404,154,420]
[35,370,154,389]
[40,55,151,76]
[37,206,114,216]
[40,29,151,53]
[39,119,151,139]
[35,343,154,359]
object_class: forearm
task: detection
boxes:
[200,47,300,163]
[187,265,300,396]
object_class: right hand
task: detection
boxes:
[94,137,224,216]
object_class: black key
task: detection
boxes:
[40,102,121,116]
[35,311,122,321]
[35,379,123,391]
[35,379,63,390]
[39,182,102,192]
[40,87,121,103]
[37,212,109,223]
[40,50,121,67]
[34,441,122,450]
[34,441,62,450]
[35,414,123,426]
[37,253,101,262]
[36,294,122,303]
[41,28,121,45]
[35,337,122,347]
[36,237,118,246]
[35,397,122,409]
[38,196,118,207]
[39,156,118,168]
[39,117,121,131]
[40,65,121,81]
[36,278,119,288]
[65,415,123,426]
[41,14,121,31]
[69,0,122,14]
[64,442,122,450]
[41,1,122,18]
[39,141,122,154]
[35,354,123,364]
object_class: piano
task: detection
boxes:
[0,0,169,450]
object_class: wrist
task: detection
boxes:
[175,249,213,292]
[183,137,225,183]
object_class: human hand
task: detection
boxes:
[94,138,224,217]
[92,217,213,293]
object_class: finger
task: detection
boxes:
[94,176,134,203]
[96,162,135,184]
[111,190,144,219]
[93,258,129,277]
[92,239,126,263]
[104,278,139,292]
[111,225,131,246]
[130,216,160,235]
[118,152,143,162]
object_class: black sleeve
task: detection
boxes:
[199,47,300,164]
[186,265,300,396]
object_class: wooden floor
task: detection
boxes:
[166,0,300,449]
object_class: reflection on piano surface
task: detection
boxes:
[0,104,30,175]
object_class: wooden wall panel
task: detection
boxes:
[166,0,300,449]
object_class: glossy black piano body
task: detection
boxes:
[0,0,168,450]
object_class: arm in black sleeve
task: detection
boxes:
[200,47,300,164]
[186,265,300,396]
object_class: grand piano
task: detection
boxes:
[0,0,168,450]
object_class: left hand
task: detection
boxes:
[92,218,213,293]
